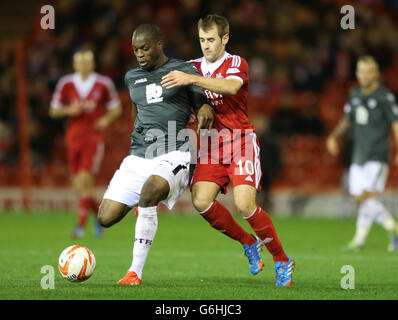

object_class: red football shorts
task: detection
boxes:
[191,132,262,193]
[66,137,105,175]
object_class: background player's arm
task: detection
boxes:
[161,71,242,95]
[49,100,84,118]
[326,117,352,156]
[94,104,122,131]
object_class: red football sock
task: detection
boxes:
[245,206,288,262]
[201,201,255,246]
[77,197,91,227]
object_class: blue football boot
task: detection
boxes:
[275,256,295,287]
[243,235,264,275]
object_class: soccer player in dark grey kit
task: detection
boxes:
[97,23,214,285]
[327,55,398,251]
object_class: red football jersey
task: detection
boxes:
[50,72,120,145]
[189,52,255,133]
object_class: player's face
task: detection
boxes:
[73,52,95,76]
[132,34,162,70]
[199,26,228,63]
[356,61,379,89]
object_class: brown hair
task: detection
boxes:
[198,14,229,38]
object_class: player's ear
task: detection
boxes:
[157,40,164,50]
[222,33,229,46]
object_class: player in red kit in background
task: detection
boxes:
[49,49,122,238]
[162,14,295,286]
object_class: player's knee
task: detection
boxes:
[192,196,213,213]
[97,201,118,228]
[234,199,256,217]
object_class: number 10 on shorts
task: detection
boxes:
[236,159,254,175]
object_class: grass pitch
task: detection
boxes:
[1,210,398,300]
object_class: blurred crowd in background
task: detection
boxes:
[1,0,398,197]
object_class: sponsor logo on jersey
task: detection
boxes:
[146,83,163,104]
[134,78,147,85]
[226,68,240,74]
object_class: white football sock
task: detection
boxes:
[354,198,377,245]
[372,199,396,233]
[129,206,158,279]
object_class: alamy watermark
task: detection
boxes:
[340,5,355,30]
[40,265,55,289]
[340,265,355,290]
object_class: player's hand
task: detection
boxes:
[197,104,214,135]
[161,70,193,89]
[68,101,84,117]
[326,136,339,156]
[94,117,110,131]
[186,113,197,126]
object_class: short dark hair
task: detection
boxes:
[133,23,163,42]
[198,14,229,38]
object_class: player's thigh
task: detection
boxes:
[348,163,365,198]
[232,184,257,217]
[138,175,170,207]
[191,181,221,212]
[363,161,389,194]
[98,199,131,228]
[102,155,147,210]
[72,170,95,195]
[80,140,105,175]
[230,132,262,191]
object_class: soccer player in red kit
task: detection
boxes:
[50,49,122,238]
[162,14,295,286]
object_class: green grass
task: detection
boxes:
[0,211,398,300]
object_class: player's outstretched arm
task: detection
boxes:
[326,117,351,156]
[94,104,122,131]
[49,100,84,118]
[161,70,242,95]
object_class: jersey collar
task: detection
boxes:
[72,72,97,98]
[201,51,231,78]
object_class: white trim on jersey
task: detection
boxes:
[72,72,97,98]
[231,55,241,68]
[200,51,232,77]
[50,74,74,109]
[249,132,262,190]
[226,75,243,85]
[96,74,121,109]
[50,72,120,110]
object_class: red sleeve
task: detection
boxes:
[225,55,248,86]
[50,77,69,109]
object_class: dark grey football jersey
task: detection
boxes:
[125,58,207,158]
[344,84,398,164]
